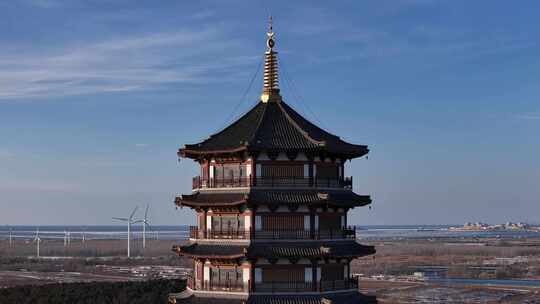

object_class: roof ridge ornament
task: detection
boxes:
[267,15,275,50]
[261,15,282,103]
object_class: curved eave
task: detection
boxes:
[179,145,369,161]
[247,242,376,259]
[348,195,372,208]
[247,190,372,209]
[178,146,248,159]
[246,198,372,209]
[174,191,371,209]
[172,244,247,259]
[175,196,247,209]
[334,145,369,159]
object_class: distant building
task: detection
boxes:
[451,221,532,231]
[170,18,377,304]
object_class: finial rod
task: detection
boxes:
[261,16,280,103]
[266,16,275,50]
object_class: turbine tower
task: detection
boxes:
[137,204,153,250]
[82,227,86,245]
[7,226,13,247]
[33,227,41,258]
[113,206,139,258]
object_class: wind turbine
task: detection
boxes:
[137,204,153,250]
[7,226,13,247]
[113,206,139,258]
[33,228,41,258]
[82,227,86,245]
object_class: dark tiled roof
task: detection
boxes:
[248,190,371,208]
[176,190,371,209]
[176,192,248,208]
[173,241,375,259]
[173,294,246,304]
[248,242,375,259]
[248,292,377,304]
[172,291,376,304]
[179,101,368,159]
[173,243,248,259]
[174,298,244,304]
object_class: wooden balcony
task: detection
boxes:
[192,176,353,190]
[189,226,357,240]
[187,275,247,292]
[319,277,358,292]
[254,277,358,292]
[189,226,250,240]
[254,281,313,292]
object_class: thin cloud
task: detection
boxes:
[0,181,82,193]
[515,112,540,120]
[190,10,215,20]
[0,28,256,100]
[21,0,61,8]
[0,149,15,160]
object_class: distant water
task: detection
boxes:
[0,225,188,241]
[0,225,539,241]
[356,225,540,240]
[428,278,540,287]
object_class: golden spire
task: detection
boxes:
[261,16,281,103]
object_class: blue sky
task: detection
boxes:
[0,0,539,225]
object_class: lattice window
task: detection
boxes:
[262,267,304,282]
[261,164,303,178]
[321,264,344,281]
[262,214,303,230]
[319,213,342,230]
[214,163,248,178]
[316,164,338,179]
[211,215,245,231]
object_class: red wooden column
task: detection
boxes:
[308,158,314,186]
[202,210,207,238]
[309,207,315,239]
[250,261,255,292]
[311,260,317,291]
[252,158,257,187]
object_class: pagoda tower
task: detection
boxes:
[171,18,377,304]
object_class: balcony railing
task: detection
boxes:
[189,226,357,240]
[319,277,358,292]
[254,281,313,292]
[188,275,357,293]
[187,275,248,292]
[192,176,352,190]
[189,226,250,240]
[254,277,358,292]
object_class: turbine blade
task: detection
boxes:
[112,217,129,221]
[145,204,149,220]
[145,222,154,232]
[130,206,139,220]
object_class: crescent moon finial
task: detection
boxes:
[266,15,275,50]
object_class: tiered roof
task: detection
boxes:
[179,101,368,160]
[173,241,375,260]
[172,18,377,304]
[176,189,371,209]
[179,16,368,161]
[173,291,377,304]
[248,242,376,259]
